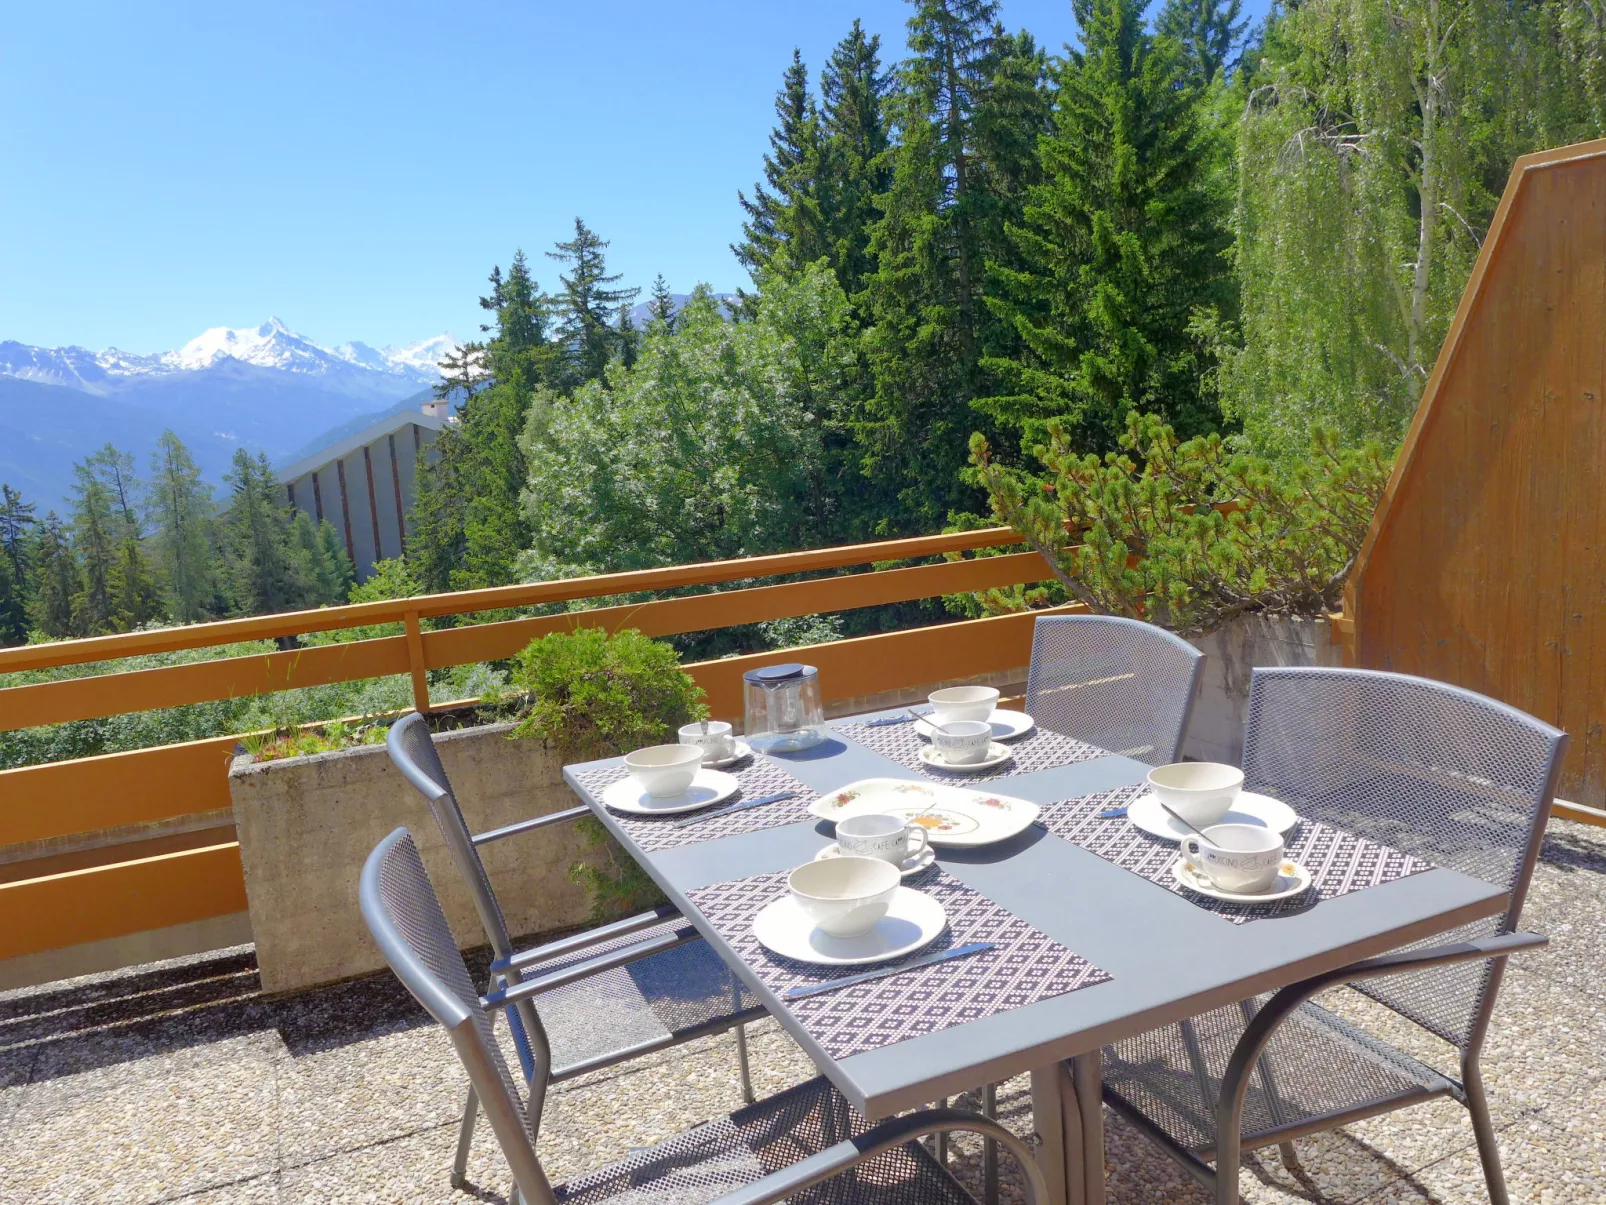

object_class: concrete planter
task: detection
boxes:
[1182,613,1344,766]
[230,722,600,995]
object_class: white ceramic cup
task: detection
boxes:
[1181,823,1285,894]
[837,812,930,867]
[788,856,901,938]
[927,718,993,764]
[623,744,704,798]
[678,720,735,763]
[928,685,1001,724]
[1146,761,1245,829]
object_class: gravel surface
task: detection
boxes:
[2,817,1603,1204]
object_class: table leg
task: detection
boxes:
[1071,1052,1106,1205]
[1030,1057,1107,1205]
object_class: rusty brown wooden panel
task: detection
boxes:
[0,636,411,733]
[1349,138,1606,806]
[0,736,238,847]
[421,552,1053,671]
[0,527,1026,674]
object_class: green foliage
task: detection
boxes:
[240,718,388,763]
[1221,0,1606,459]
[508,627,705,764]
[548,219,640,387]
[856,1,1053,530]
[1156,0,1248,84]
[0,484,36,645]
[219,449,308,616]
[293,511,355,606]
[146,432,217,622]
[647,274,678,329]
[977,0,1233,454]
[26,512,75,638]
[520,270,856,577]
[968,411,1391,634]
[735,50,833,285]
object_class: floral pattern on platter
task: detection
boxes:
[807,777,1040,847]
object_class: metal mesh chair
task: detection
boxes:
[387,713,764,1188]
[1025,615,1203,765]
[1101,668,1563,1205]
[361,827,1050,1205]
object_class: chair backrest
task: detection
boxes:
[388,712,515,960]
[1025,614,1204,766]
[1242,667,1567,1049]
[360,827,557,1205]
[386,712,549,1089]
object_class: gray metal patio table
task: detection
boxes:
[562,705,1509,1205]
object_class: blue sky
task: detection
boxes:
[0,0,1270,355]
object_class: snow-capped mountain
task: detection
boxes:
[0,319,459,507]
[0,318,456,396]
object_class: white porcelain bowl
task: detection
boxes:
[788,856,901,938]
[1146,761,1245,829]
[624,744,705,798]
[928,686,1001,724]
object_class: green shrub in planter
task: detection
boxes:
[509,627,707,918]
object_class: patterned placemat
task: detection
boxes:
[571,756,817,853]
[685,866,1110,1059]
[836,717,1107,783]
[1037,783,1434,923]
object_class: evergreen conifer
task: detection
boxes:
[146,432,215,622]
[27,512,75,639]
[547,221,638,386]
[220,449,309,616]
[977,0,1232,452]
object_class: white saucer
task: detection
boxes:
[917,742,1013,773]
[987,709,1035,740]
[809,778,1041,847]
[1171,857,1313,903]
[814,842,937,878]
[1127,791,1299,841]
[751,887,947,965]
[703,740,753,768]
[602,770,740,815]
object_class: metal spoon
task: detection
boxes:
[1154,798,1213,843]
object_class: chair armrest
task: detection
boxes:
[707,1107,1049,1205]
[471,804,592,846]
[481,923,703,1009]
[490,905,682,973]
[1307,931,1546,997]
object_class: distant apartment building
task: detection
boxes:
[279,405,446,580]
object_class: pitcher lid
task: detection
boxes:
[743,662,816,685]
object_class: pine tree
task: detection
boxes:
[146,432,215,622]
[734,50,833,282]
[0,554,24,646]
[87,444,141,533]
[1156,0,1247,85]
[977,0,1232,452]
[647,274,678,330]
[616,303,639,368]
[220,449,309,616]
[547,220,639,386]
[68,459,121,635]
[293,511,355,605]
[26,512,76,638]
[411,251,560,592]
[0,484,37,584]
[820,20,894,301]
[109,533,163,630]
[856,0,1045,529]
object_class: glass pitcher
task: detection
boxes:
[742,663,826,753]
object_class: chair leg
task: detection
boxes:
[936,1097,950,1163]
[1278,1141,1300,1172]
[452,1083,477,1188]
[1464,1053,1510,1205]
[734,1023,755,1104]
[983,1081,999,1205]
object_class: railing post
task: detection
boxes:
[403,610,430,714]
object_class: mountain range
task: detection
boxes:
[0,320,456,510]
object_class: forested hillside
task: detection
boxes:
[2,0,1602,651]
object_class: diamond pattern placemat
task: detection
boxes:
[686,865,1110,1059]
[836,718,1107,784]
[1037,783,1434,923]
[571,756,817,853]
